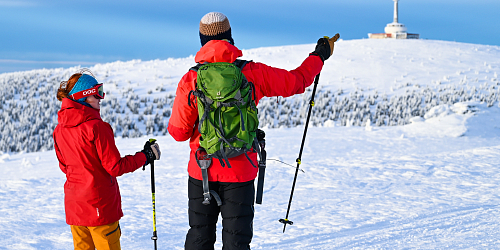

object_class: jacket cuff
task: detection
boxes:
[167,122,194,141]
[309,52,325,63]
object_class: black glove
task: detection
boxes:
[311,33,340,62]
[142,140,161,166]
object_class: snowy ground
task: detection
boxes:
[2,102,500,249]
[1,39,500,249]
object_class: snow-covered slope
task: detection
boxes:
[1,39,500,249]
[1,39,499,152]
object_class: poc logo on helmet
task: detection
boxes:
[83,89,96,95]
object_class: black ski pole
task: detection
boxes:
[151,161,158,249]
[279,73,321,233]
[146,139,158,249]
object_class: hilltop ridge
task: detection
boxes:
[0,39,499,153]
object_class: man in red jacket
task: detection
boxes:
[53,70,160,250]
[167,12,339,250]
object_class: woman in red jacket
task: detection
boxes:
[167,12,338,250]
[53,69,160,250]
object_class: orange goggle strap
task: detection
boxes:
[70,84,105,100]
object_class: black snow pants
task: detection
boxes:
[185,176,254,250]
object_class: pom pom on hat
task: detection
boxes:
[68,74,99,102]
[199,12,234,46]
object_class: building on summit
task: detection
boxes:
[368,0,419,39]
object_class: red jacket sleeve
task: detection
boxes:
[93,121,147,177]
[243,55,323,102]
[53,132,67,174]
[167,71,199,142]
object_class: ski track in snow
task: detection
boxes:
[1,39,500,249]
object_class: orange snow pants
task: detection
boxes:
[70,221,121,250]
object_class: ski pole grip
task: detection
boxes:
[143,138,157,170]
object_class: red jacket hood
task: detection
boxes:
[195,40,243,64]
[58,98,101,128]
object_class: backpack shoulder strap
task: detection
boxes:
[190,62,209,72]
[233,59,251,69]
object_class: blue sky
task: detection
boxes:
[1,0,499,73]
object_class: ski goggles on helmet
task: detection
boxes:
[70,84,105,100]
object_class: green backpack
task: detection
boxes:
[189,60,259,168]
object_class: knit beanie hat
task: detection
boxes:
[68,74,99,102]
[199,12,234,46]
